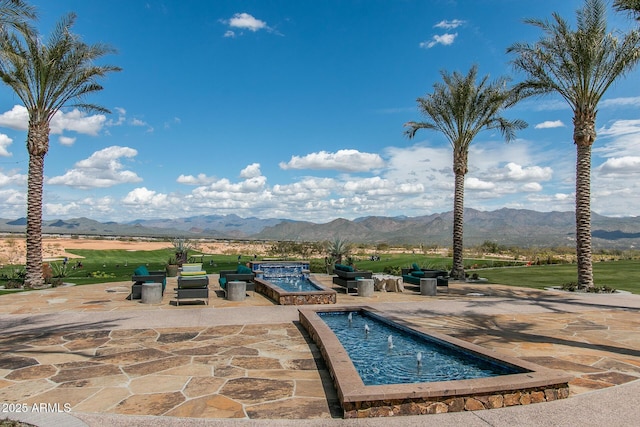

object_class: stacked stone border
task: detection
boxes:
[254,277,337,305]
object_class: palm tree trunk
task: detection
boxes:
[451,171,466,280]
[24,122,49,289]
[575,143,593,288]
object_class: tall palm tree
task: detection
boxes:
[507,0,640,289]
[614,0,640,20]
[0,13,121,288]
[405,65,526,280]
[0,0,35,30]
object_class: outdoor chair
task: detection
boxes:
[131,265,167,300]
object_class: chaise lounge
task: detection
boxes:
[401,263,449,288]
[131,266,167,300]
[332,263,373,293]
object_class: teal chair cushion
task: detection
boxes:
[411,263,420,271]
[134,265,149,276]
[236,264,252,274]
[411,270,425,277]
[219,277,227,289]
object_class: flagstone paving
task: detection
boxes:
[0,275,639,423]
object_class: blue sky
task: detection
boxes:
[0,0,639,223]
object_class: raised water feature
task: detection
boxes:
[299,306,572,418]
[250,261,336,305]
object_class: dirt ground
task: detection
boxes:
[0,236,273,265]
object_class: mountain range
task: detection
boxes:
[1,208,639,249]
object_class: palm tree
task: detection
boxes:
[614,0,640,20]
[507,0,640,290]
[327,238,351,266]
[0,0,34,30]
[405,65,526,280]
[0,14,121,288]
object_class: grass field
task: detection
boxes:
[1,249,638,294]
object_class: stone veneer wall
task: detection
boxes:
[342,386,570,418]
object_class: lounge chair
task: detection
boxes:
[218,264,255,296]
[175,263,209,305]
[332,263,373,293]
[401,263,449,288]
[131,265,167,300]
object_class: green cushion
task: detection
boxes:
[181,271,207,276]
[219,277,227,289]
[236,265,252,274]
[411,270,425,277]
[411,263,420,271]
[134,265,149,276]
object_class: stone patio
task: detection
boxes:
[0,274,639,424]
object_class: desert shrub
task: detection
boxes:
[383,265,402,275]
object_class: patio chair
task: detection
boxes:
[131,265,167,300]
[175,263,209,305]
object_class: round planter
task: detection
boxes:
[166,264,179,277]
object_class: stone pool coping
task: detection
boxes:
[299,305,573,418]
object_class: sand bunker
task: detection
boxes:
[0,237,272,265]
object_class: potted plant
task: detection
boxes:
[166,257,179,277]
[171,238,193,267]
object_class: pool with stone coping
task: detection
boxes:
[299,306,573,418]
[250,261,337,305]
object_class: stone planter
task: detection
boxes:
[166,264,179,277]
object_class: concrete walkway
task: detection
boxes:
[1,275,639,426]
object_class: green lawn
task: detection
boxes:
[478,259,640,293]
[2,249,638,295]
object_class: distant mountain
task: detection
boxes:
[1,209,639,249]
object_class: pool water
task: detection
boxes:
[262,275,322,292]
[319,311,525,386]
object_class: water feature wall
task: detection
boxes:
[250,261,336,305]
[250,261,310,279]
[299,306,572,418]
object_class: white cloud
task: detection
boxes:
[0,168,26,187]
[0,134,13,156]
[122,187,169,207]
[522,182,543,192]
[58,136,76,146]
[600,96,640,108]
[535,120,565,129]
[0,105,107,136]
[222,12,281,36]
[466,177,495,190]
[177,173,216,185]
[240,163,262,179]
[50,109,107,136]
[228,12,267,32]
[0,105,28,130]
[597,156,640,176]
[420,33,457,49]
[489,162,553,182]
[47,146,142,189]
[434,19,465,29]
[598,119,640,138]
[280,149,385,172]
